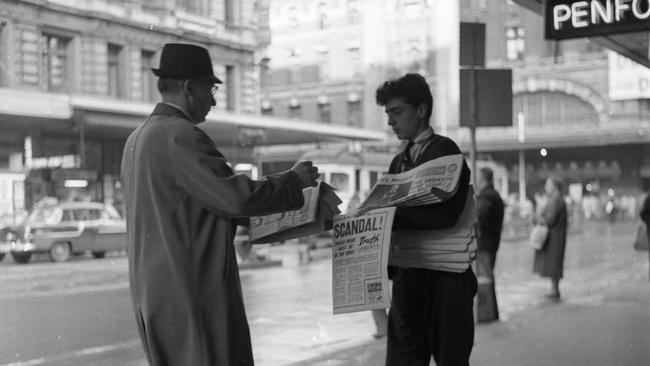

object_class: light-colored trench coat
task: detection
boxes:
[120,103,305,366]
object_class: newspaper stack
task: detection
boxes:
[388,186,477,273]
[356,154,464,215]
[249,182,342,244]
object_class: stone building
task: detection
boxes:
[261,0,650,214]
[0,0,382,217]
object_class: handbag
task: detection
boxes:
[529,224,549,250]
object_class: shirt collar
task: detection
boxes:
[413,127,434,145]
[400,126,434,152]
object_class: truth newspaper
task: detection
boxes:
[248,182,341,244]
[332,153,475,314]
[355,154,464,214]
[332,207,395,314]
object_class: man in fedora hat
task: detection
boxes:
[121,43,320,366]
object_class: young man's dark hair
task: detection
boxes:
[376,73,476,366]
[375,73,433,121]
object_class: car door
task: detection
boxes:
[72,208,100,251]
[94,206,126,252]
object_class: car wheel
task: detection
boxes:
[92,251,106,259]
[49,242,71,262]
[11,252,32,264]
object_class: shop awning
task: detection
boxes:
[72,95,389,145]
[0,89,387,146]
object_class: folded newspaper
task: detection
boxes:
[355,154,464,214]
[388,186,477,273]
[249,182,342,244]
[332,207,395,314]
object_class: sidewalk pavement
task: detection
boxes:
[280,223,650,366]
[286,274,650,366]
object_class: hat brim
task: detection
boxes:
[152,68,223,84]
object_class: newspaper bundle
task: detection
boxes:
[332,207,395,314]
[388,186,477,273]
[331,153,476,314]
[249,182,342,244]
[356,154,464,214]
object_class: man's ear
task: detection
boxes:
[417,103,427,119]
[182,79,192,97]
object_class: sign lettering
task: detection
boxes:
[545,0,650,39]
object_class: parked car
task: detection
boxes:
[0,201,126,264]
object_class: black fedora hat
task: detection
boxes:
[152,43,222,84]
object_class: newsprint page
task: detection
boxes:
[332,207,395,314]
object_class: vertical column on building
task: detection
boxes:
[518,112,527,208]
[360,0,388,131]
[429,0,459,135]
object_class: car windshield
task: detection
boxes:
[27,206,63,225]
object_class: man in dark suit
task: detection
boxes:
[376,73,477,366]
[475,167,505,321]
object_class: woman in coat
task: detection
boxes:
[533,176,568,299]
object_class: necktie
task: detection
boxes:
[402,141,414,171]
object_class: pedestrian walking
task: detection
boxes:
[475,167,505,321]
[120,43,319,366]
[375,73,477,366]
[533,176,568,299]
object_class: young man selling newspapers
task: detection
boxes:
[375,73,477,366]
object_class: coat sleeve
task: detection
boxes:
[169,123,305,218]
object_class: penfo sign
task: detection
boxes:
[544,0,650,40]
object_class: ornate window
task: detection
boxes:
[107,43,124,98]
[141,50,157,102]
[41,34,71,92]
[506,26,525,61]
[318,95,331,123]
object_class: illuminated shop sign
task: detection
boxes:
[544,0,650,40]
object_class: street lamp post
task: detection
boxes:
[518,112,526,208]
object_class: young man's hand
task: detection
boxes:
[291,161,320,188]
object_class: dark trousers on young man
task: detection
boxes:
[386,267,477,366]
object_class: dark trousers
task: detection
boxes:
[386,268,477,366]
[476,250,499,321]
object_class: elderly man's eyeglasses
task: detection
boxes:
[210,85,219,97]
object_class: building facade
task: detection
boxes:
[0,0,385,220]
[262,0,650,220]
[0,0,266,214]
[460,0,650,211]
[261,0,460,134]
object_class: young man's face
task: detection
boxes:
[384,97,426,141]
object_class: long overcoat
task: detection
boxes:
[475,184,505,257]
[120,103,305,366]
[533,193,568,279]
